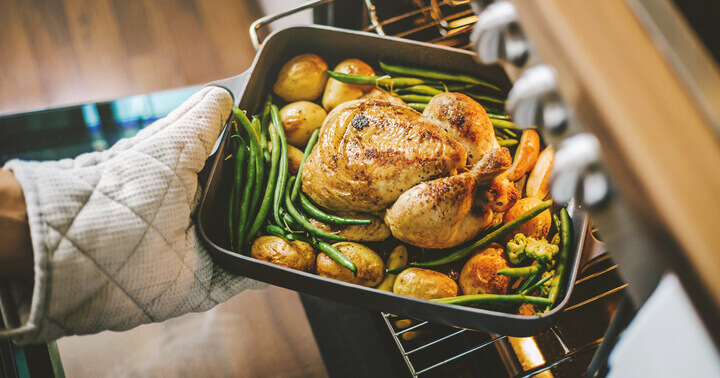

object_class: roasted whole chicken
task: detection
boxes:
[302,93,518,249]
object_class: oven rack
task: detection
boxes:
[381,252,626,377]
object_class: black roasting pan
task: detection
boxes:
[197,25,588,336]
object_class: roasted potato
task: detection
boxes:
[250,236,316,272]
[322,58,375,112]
[459,244,511,295]
[393,268,458,300]
[273,54,329,102]
[526,146,554,199]
[503,197,552,240]
[377,245,409,292]
[309,212,391,242]
[316,242,385,287]
[280,101,327,147]
[287,144,305,175]
[506,129,541,181]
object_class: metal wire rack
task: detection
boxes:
[380,251,625,377]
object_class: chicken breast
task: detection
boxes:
[302,99,467,212]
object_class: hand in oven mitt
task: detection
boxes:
[1,86,263,344]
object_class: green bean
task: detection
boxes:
[265,224,288,239]
[232,108,265,241]
[284,177,347,242]
[552,213,562,235]
[516,273,540,294]
[500,128,517,138]
[432,83,480,92]
[412,200,553,268]
[299,193,372,226]
[399,94,433,103]
[490,118,518,129]
[396,85,443,96]
[498,139,519,147]
[270,105,289,227]
[379,60,501,91]
[291,129,319,202]
[520,274,553,295]
[408,103,427,112]
[546,208,572,310]
[497,264,544,277]
[463,92,506,106]
[386,266,408,274]
[432,294,552,307]
[327,71,428,87]
[231,138,247,253]
[260,95,272,163]
[237,133,256,251]
[250,117,265,218]
[302,235,357,276]
[228,172,237,248]
[487,113,511,120]
[246,115,281,239]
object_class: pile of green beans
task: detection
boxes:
[228,98,375,275]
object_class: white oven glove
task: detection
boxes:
[0,86,263,344]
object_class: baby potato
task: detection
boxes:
[393,268,459,300]
[316,242,385,287]
[273,54,329,102]
[309,212,390,242]
[287,144,305,175]
[459,244,511,295]
[526,146,554,199]
[251,236,316,272]
[322,58,375,112]
[280,101,327,147]
[503,197,552,240]
[506,129,541,181]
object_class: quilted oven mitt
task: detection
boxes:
[0,86,263,344]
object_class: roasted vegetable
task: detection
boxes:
[316,242,385,287]
[506,129,541,181]
[526,146,554,199]
[279,101,327,147]
[273,54,329,102]
[322,59,375,111]
[377,245,409,292]
[459,244,511,295]
[251,236,316,272]
[502,197,552,240]
[505,233,559,265]
[393,268,458,300]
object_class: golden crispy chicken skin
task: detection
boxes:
[423,92,500,164]
[385,148,511,249]
[301,99,467,212]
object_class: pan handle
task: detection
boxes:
[249,0,338,50]
[205,71,250,106]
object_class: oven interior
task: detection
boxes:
[255,1,631,376]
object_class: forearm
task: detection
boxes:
[0,169,33,280]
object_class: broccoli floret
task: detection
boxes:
[505,233,560,265]
[506,233,528,265]
[540,270,554,296]
[525,238,560,264]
